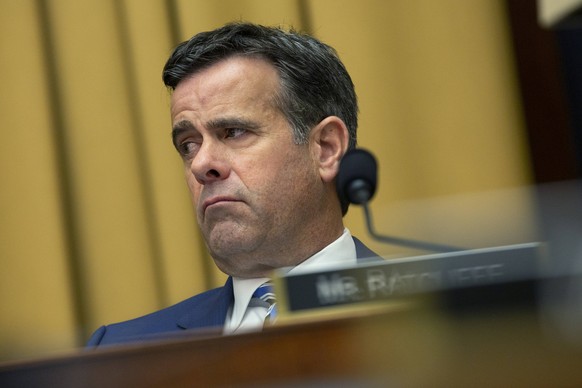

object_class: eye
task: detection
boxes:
[177,141,199,157]
[224,128,247,139]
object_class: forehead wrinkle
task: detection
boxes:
[170,57,286,142]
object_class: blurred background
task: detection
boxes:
[1,0,580,361]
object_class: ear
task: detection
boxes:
[310,116,350,183]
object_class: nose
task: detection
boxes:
[189,140,230,185]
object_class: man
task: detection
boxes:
[88,22,376,346]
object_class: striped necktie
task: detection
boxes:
[251,282,277,324]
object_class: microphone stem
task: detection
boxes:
[362,203,464,253]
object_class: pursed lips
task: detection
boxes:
[202,196,242,213]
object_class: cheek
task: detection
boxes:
[260,154,318,204]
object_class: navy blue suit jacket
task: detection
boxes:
[87,237,378,346]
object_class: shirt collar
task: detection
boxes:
[286,227,357,275]
[227,276,270,333]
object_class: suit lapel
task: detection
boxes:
[176,277,234,330]
[353,236,380,260]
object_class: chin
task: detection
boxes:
[207,233,258,259]
[211,252,264,278]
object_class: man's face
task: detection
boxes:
[170,56,332,277]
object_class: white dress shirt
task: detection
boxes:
[223,228,357,334]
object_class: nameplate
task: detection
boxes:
[275,243,543,313]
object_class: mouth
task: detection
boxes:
[202,196,241,213]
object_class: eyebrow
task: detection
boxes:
[171,117,261,142]
[206,117,260,131]
[171,120,196,146]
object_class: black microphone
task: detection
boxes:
[337,148,463,253]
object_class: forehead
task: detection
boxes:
[170,56,281,118]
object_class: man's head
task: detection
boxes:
[164,23,358,277]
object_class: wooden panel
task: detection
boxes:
[43,0,161,328]
[0,0,77,361]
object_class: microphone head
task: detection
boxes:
[337,148,378,208]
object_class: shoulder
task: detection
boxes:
[87,284,230,347]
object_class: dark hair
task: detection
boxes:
[163,22,358,214]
